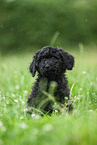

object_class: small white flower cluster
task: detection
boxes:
[19,95,25,105]
[23,108,28,112]
[74,96,80,103]
[31,114,40,120]
[11,93,26,105]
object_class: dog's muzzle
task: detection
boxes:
[38,57,62,78]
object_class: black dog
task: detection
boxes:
[27,46,74,114]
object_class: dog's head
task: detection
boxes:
[29,46,74,78]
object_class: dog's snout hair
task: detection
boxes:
[45,64,49,68]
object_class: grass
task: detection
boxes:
[0,46,97,145]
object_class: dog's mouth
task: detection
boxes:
[45,69,56,74]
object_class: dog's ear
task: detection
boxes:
[29,51,40,77]
[29,57,36,77]
[64,52,74,70]
[59,49,74,70]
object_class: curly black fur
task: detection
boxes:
[27,46,74,114]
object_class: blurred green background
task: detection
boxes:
[0,0,97,53]
[1,1,97,144]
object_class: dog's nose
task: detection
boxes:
[45,64,49,68]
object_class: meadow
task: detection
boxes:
[0,46,97,145]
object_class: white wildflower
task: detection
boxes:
[31,114,40,119]
[89,110,93,112]
[23,108,28,112]
[74,96,80,100]
[2,96,5,99]
[22,101,25,104]
[20,123,28,129]
[82,71,86,74]
[14,99,18,103]
[16,85,20,90]
[24,90,28,96]
[55,110,58,113]
[89,101,91,104]
[65,97,68,100]
[12,94,16,97]
[77,97,80,100]
[31,114,35,117]
[79,88,82,91]
[20,117,24,120]
[43,124,53,132]
[24,90,28,93]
